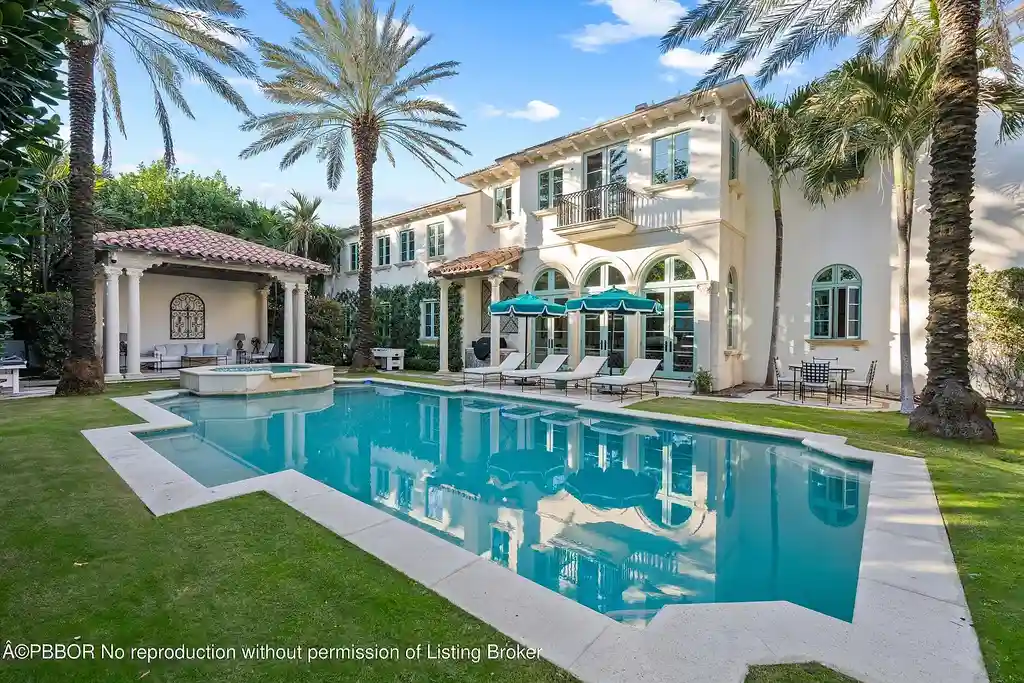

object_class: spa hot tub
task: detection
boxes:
[178,363,334,396]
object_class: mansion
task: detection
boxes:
[328,76,1024,392]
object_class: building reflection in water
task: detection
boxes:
[147,385,872,626]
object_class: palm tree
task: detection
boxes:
[799,24,1024,415]
[28,144,71,293]
[739,88,815,387]
[661,0,1021,441]
[240,0,469,370]
[280,190,324,258]
[58,0,258,395]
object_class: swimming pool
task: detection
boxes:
[142,384,871,626]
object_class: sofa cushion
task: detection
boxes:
[185,343,205,356]
[203,343,220,356]
[165,344,187,357]
[154,345,167,356]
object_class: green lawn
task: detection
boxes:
[0,382,570,682]
[632,397,1024,683]
[3,385,1014,683]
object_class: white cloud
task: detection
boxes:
[481,100,561,122]
[227,77,264,96]
[378,17,423,41]
[659,47,718,75]
[568,0,685,52]
[182,10,247,49]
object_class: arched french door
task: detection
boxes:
[641,256,697,379]
[530,268,572,366]
[577,263,628,369]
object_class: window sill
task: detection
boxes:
[728,178,744,197]
[395,260,416,269]
[724,348,741,357]
[643,177,697,194]
[488,219,518,232]
[805,337,868,349]
[426,256,445,264]
[531,208,556,219]
[373,264,392,272]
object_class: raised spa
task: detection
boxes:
[178,363,334,396]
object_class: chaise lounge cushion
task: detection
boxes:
[185,343,205,356]
[202,343,221,356]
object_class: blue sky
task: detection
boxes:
[73,0,852,225]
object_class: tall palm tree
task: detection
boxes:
[280,190,324,258]
[58,0,258,395]
[739,88,815,387]
[661,0,1021,441]
[241,0,470,370]
[799,25,1024,415]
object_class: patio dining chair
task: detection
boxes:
[250,342,276,363]
[843,360,878,405]
[773,357,797,399]
[799,361,835,405]
[812,356,838,364]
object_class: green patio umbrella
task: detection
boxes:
[566,287,663,374]
[487,447,566,492]
[489,292,566,365]
[565,466,659,509]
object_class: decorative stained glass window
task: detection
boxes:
[169,293,205,339]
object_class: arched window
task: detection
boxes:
[581,263,625,290]
[726,268,738,349]
[643,256,696,286]
[534,268,570,293]
[811,265,862,339]
[169,292,205,340]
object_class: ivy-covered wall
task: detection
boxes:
[331,282,463,371]
[968,265,1024,404]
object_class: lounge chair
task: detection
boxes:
[250,342,276,363]
[538,355,608,395]
[462,352,525,386]
[500,354,569,390]
[589,358,661,401]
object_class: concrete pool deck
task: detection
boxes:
[81,380,988,683]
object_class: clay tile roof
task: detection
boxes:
[428,246,523,278]
[93,225,332,274]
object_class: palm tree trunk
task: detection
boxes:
[350,124,378,371]
[893,147,916,415]
[55,39,105,396]
[908,0,997,441]
[763,177,784,387]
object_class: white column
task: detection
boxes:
[295,282,307,363]
[695,281,714,386]
[125,268,144,375]
[257,286,270,351]
[438,279,450,373]
[282,281,296,363]
[488,275,502,367]
[103,266,121,377]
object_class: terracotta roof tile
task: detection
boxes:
[428,246,523,278]
[94,225,332,274]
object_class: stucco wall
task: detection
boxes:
[96,273,259,356]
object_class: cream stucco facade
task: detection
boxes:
[329,77,1024,392]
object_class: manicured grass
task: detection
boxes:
[633,397,1024,683]
[0,384,573,682]
[745,663,860,683]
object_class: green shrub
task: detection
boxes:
[306,297,348,366]
[969,265,1024,403]
[692,366,714,395]
[21,291,72,378]
[405,357,439,372]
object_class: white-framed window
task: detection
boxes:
[726,267,738,349]
[537,167,563,210]
[376,235,391,266]
[348,242,359,271]
[420,299,440,339]
[427,222,444,258]
[728,133,740,181]
[399,229,415,262]
[494,185,512,222]
[652,130,691,185]
[811,264,862,339]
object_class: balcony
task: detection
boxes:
[554,183,639,242]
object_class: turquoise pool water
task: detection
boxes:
[142,384,871,626]
[210,364,310,373]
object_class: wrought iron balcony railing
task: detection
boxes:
[556,182,639,228]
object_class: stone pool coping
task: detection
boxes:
[79,380,989,683]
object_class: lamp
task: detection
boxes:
[234,333,246,351]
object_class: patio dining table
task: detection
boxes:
[788,363,857,401]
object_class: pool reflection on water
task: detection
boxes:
[143,384,871,627]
